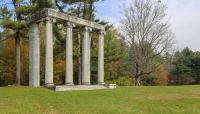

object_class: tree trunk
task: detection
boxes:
[12,0,21,86]
[83,0,88,19]
[15,35,20,86]
[134,62,140,86]
[134,78,137,86]
[135,76,141,86]
[83,0,94,20]
[88,0,94,20]
[136,77,141,86]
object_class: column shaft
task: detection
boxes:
[29,23,40,87]
[45,19,54,86]
[82,27,92,85]
[65,22,74,85]
[88,33,91,83]
[98,31,105,85]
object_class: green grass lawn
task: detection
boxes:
[0,85,199,114]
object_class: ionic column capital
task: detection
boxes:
[84,26,92,32]
[45,17,56,23]
[64,22,75,28]
[99,30,105,35]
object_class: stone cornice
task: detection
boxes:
[29,9,106,31]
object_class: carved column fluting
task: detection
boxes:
[98,31,105,85]
[45,18,54,86]
[82,27,92,85]
[29,23,40,87]
[65,22,74,85]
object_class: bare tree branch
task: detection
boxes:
[120,0,175,85]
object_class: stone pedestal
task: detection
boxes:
[29,23,40,87]
[53,85,108,91]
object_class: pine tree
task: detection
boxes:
[0,0,53,86]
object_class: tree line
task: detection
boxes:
[0,0,199,86]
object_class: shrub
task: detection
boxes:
[106,76,134,86]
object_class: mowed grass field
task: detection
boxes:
[0,86,199,114]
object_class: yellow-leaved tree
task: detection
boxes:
[154,64,169,85]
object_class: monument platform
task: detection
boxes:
[46,84,116,91]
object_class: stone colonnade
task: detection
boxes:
[29,17,105,87]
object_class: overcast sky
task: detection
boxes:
[95,0,200,51]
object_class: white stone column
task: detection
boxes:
[98,31,105,85]
[65,22,74,85]
[88,32,92,84]
[29,23,40,87]
[82,27,92,85]
[45,18,54,86]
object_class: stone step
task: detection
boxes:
[54,85,109,91]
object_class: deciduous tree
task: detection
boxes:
[121,0,174,85]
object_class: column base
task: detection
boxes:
[29,85,40,87]
[65,83,74,86]
[82,82,91,85]
[98,82,105,85]
[45,83,54,87]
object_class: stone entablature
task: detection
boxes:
[29,9,105,31]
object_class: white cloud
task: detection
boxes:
[96,0,200,51]
[164,0,200,51]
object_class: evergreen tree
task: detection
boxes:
[0,0,53,86]
[171,47,200,85]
